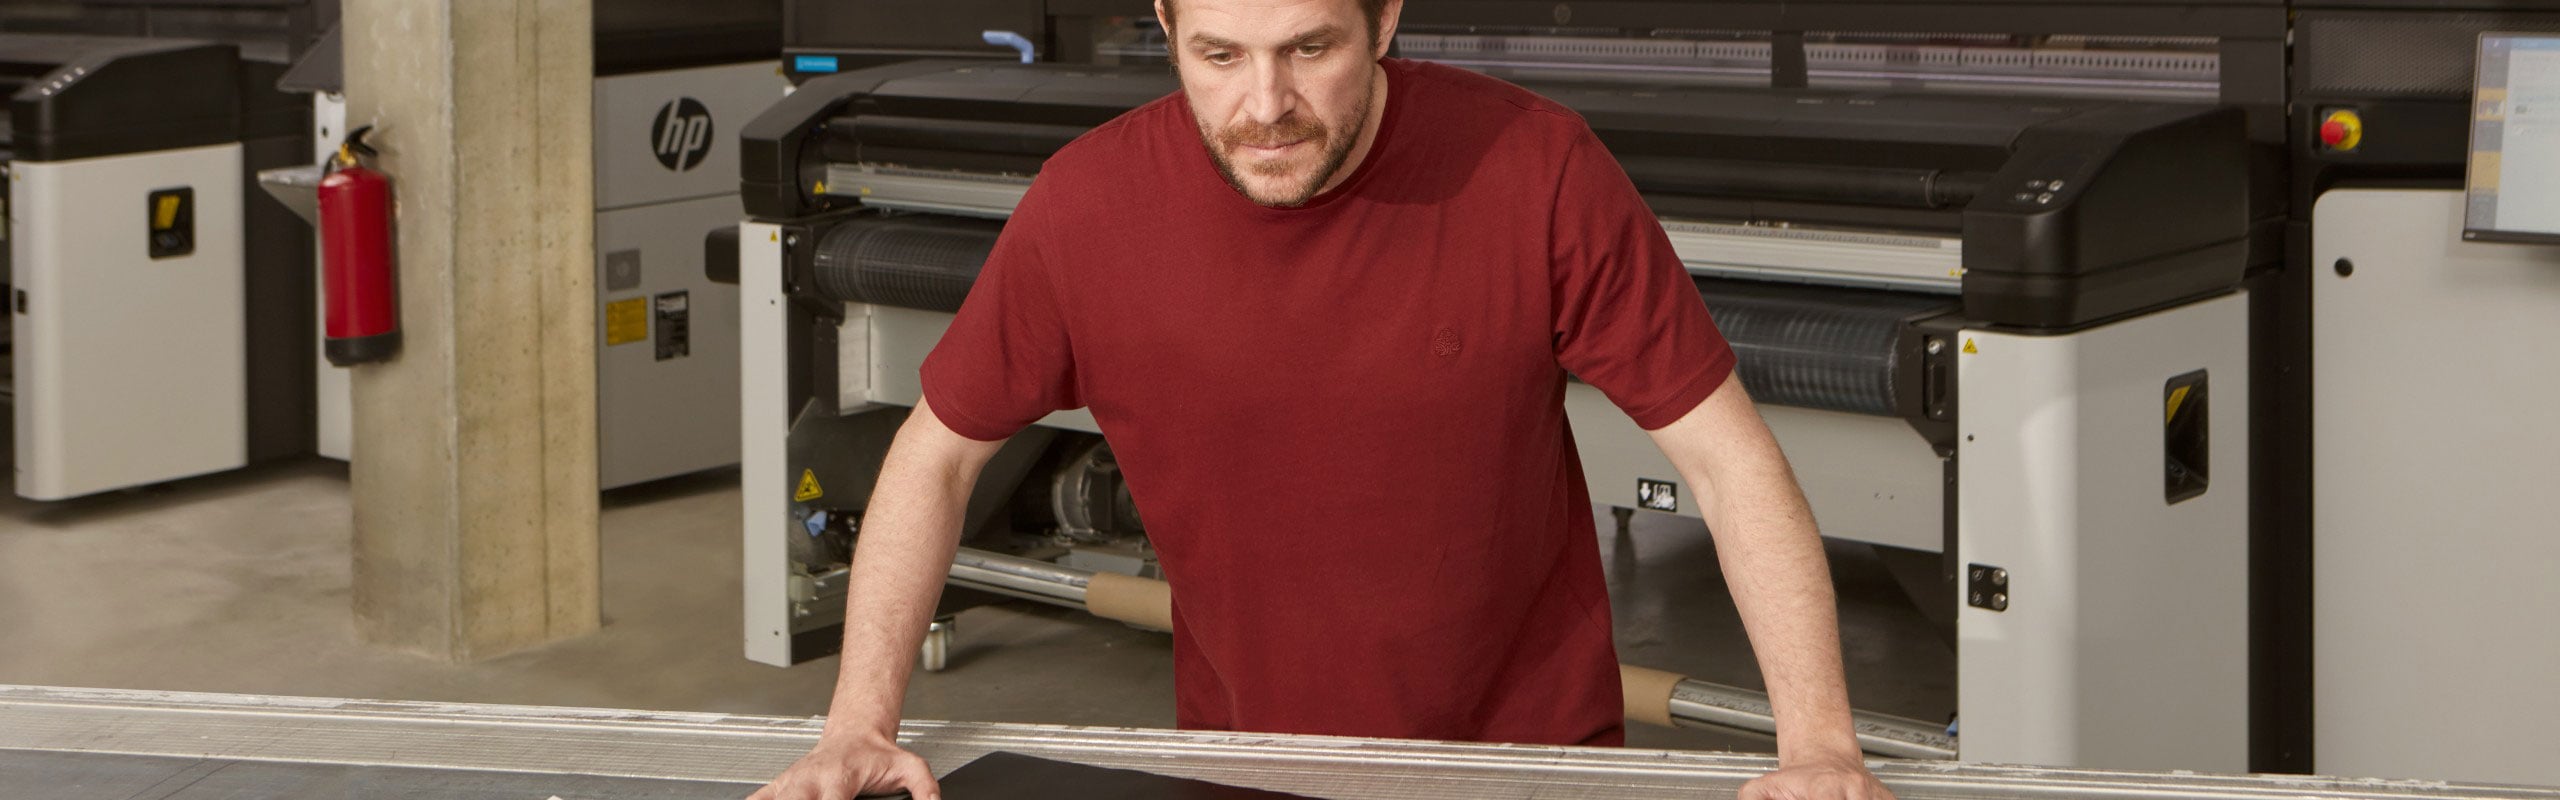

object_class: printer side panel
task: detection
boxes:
[12,145,251,500]
[1957,291,2252,772]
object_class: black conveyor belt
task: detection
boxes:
[1697,279,1955,417]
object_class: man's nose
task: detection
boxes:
[1242,56,1297,125]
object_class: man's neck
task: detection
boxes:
[1312,62,1392,198]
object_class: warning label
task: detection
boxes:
[1637,478,1678,513]
[605,297,648,346]
[795,469,824,502]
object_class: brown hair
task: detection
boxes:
[1161,0,1392,47]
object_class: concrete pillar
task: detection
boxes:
[343,0,599,661]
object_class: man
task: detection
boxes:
[754,1,1899,798]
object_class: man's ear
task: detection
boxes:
[1155,0,1176,50]
[1373,0,1405,58]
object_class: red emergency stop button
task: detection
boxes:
[2319,109,2363,151]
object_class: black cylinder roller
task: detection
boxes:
[1696,279,1955,416]
[810,215,1006,312]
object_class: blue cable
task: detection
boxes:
[982,30,1036,64]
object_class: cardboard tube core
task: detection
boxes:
[1086,571,1172,632]
[1619,664,1683,728]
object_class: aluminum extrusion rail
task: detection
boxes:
[4,686,2554,800]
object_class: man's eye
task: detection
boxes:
[1204,51,1237,65]
[1296,44,1328,57]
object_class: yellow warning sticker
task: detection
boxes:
[605,297,648,346]
[795,469,824,502]
[2166,385,2192,424]
[153,194,183,230]
[1962,338,1978,355]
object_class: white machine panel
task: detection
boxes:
[591,61,784,488]
[595,61,786,212]
[1955,292,2250,772]
[1566,389,1945,552]
[10,145,249,500]
[742,222,794,667]
[596,194,744,488]
[1662,221,1964,295]
[2311,189,2560,786]
[857,305,1101,435]
[314,92,352,462]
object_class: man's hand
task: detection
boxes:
[747,732,939,800]
[1740,753,1896,800]
[753,400,997,800]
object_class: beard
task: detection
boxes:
[1195,72,1377,208]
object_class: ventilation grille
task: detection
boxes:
[2300,12,2560,99]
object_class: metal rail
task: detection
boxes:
[6,686,2551,800]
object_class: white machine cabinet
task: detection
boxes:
[12,147,249,500]
[2311,189,2560,786]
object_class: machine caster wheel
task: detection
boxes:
[919,615,957,673]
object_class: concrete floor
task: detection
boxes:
[0,457,1951,755]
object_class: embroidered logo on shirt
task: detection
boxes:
[1432,327,1462,358]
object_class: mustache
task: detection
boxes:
[1217,115,1329,151]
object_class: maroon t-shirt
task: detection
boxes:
[920,58,1736,746]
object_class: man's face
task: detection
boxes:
[1161,0,1391,207]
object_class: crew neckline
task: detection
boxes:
[1179,57,1411,220]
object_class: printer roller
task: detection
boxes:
[1696,280,1954,417]
[814,216,1951,419]
[811,214,1003,313]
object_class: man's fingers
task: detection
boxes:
[744,782,776,800]
[895,751,943,800]
[1738,773,1779,800]
[1863,774,1898,800]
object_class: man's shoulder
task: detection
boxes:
[1038,92,1189,190]
[1393,59,1589,137]
[1386,59,1599,185]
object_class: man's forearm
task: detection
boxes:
[1649,377,1865,765]
[822,414,991,740]
[1700,467,1863,764]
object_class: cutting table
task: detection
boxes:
[4,685,2553,800]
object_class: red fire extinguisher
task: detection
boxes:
[318,125,400,365]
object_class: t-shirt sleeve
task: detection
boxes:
[918,179,1082,442]
[1548,127,1738,431]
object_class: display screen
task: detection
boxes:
[2466,34,2560,243]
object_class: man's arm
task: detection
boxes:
[1644,373,1894,800]
[753,398,1003,800]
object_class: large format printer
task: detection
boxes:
[1,33,313,501]
[730,34,2262,770]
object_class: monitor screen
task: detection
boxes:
[2466,33,2560,243]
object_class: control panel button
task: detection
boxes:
[2319,109,2364,152]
